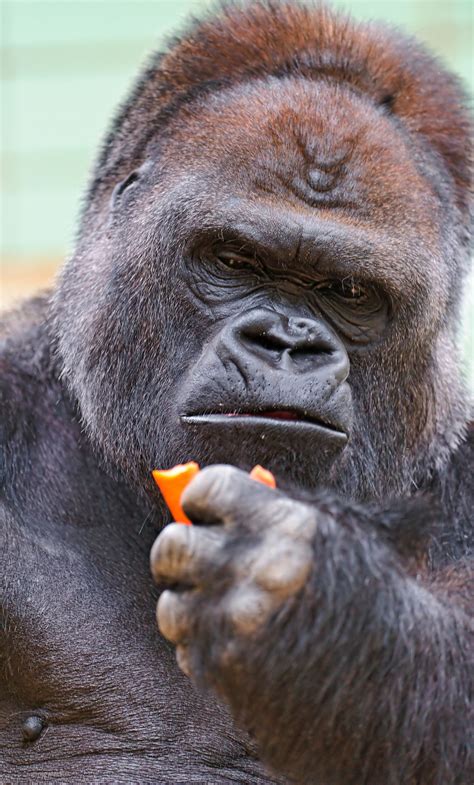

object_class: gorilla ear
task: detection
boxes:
[109,169,141,210]
[109,161,151,210]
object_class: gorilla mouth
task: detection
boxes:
[181,409,348,440]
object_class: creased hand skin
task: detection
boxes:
[151,466,474,785]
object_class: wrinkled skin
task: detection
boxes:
[1,2,473,784]
[152,468,318,663]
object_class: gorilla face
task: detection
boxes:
[54,78,463,498]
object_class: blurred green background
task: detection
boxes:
[1,0,473,386]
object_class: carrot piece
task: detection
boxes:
[152,462,200,524]
[249,464,277,488]
[152,462,276,524]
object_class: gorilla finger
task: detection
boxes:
[251,540,313,597]
[181,464,283,529]
[157,589,193,644]
[226,584,275,636]
[176,645,193,678]
[150,523,226,586]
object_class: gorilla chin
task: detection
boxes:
[179,412,349,485]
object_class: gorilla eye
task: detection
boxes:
[314,276,389,344]
[318,278,372,303]
[215,250,260,272]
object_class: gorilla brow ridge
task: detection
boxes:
[84,0,471,217]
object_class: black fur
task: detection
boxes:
[1,2,473,783]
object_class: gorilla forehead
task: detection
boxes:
[156,77,442,236]
[125,80,443,309]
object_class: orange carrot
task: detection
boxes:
[152,462,199,524]
[152,462,276,524]
[249,464,277,488]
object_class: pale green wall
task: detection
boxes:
[1,0,473,386]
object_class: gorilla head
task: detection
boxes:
[52,1,472,501]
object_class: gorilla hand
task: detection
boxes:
[150,465,315,679]
[150,465,473,785]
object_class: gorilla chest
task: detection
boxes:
[1,517,281,784]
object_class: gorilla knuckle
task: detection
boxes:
[176,645,193,678]
[182,464,244,520]
[157,590,192,644]
[201,464,243,494]
[226,585,274,636]
[273,499,318,540]
[252,541,313,597]
[150,523,192,582]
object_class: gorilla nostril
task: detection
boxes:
[237,311,337,371]
[288,317,318,335]
[252,332,287,355]
[240,321,288,356]
[289,344,326,359]
[293,320,311,331]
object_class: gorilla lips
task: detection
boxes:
[224,410,299,421]
[152,462,276,524]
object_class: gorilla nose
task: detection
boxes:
[233,309,349,381]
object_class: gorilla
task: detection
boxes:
[1,2,472,784]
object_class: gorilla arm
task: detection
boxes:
[150,466,473,785]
